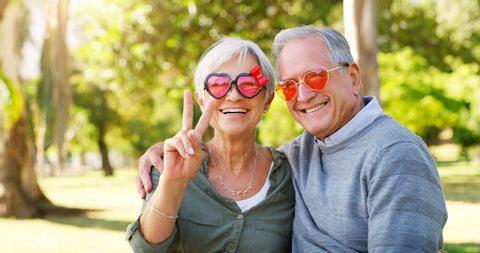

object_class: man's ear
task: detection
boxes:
[349,63,362,95]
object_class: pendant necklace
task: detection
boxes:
[208,142,258,198]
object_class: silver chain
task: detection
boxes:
[208,142,258,198]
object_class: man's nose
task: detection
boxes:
[296,81,316,102]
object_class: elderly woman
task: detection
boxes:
[126,37,294,252]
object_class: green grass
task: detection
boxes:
[0,154,479,253]
[0,169,141,253]
[438,162,480,253]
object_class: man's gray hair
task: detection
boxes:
[272,26,355,79]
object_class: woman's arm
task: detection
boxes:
[139,91,215,243]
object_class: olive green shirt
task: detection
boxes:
[126,146,295,253]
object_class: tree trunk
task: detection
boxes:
[36,0,71,174]
[35,121,48,176]
[96,90,114,177]
[0,1,51,218]
[99,135,114,176]
[343,0,381,103]
[0,109,50,218]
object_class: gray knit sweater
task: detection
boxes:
[280,97,447,253]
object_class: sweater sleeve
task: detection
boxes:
[367,141,447,252]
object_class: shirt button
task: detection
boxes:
[237,214,243,219]
[227,242,235,250]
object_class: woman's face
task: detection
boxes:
[197,53,272,139]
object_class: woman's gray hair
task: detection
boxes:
[272,26,355,79]
[194,36,275,101]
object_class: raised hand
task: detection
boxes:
[162,90,215,181]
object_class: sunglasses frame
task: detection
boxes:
[204,72,264,99]
[276,64,348,101]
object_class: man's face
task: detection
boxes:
[277,35,363,140]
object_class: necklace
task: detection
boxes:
[208,142,258,198]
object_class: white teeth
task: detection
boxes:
[222,108,247,114]
[305,103,326,113]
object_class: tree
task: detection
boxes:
[344,0,380,100]
[379,48,465,145]
[377,0,480,148]
[0,0,51,218]
[35,0,71,176]
[377,0,480,73]
[73,83,117,176]
[71,0,345,160]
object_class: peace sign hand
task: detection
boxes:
[162,90,215,182]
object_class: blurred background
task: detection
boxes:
[0,0,479,252]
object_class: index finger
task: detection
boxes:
[194,99,215,140]
[182,90,194,130]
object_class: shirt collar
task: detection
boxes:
[315,96,383,148]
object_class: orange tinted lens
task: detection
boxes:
[304,67,328,90]
[276,81,297,101]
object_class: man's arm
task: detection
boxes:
[368,142,448,252]
[137,142,165,199]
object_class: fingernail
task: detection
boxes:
[188,147,194,155]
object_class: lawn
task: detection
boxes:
[0,169,141,253]
[0,157,479,253]
[438,162,480,253]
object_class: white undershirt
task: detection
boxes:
[235,162,274,212]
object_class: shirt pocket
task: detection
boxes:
[253,189,295,238]
[176,207,225,252]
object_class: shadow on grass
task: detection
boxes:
[444,242,480,253]
[43,207,132,232]
[441,174,480,203]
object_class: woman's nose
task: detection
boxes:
[225,84,243,100]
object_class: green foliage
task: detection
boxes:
[67,106,98,153]
[380,48,480,147]
[379,48,462,144]
[447,62,480,150]
[377,0,480,72]
[71,0,343,155]
[68,0,480,155]
[377,0,480,153]
[0,72,23,130]
[258,98,303,146]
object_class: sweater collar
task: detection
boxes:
[314,96,383,150]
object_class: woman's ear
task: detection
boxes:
[196,92,205,111]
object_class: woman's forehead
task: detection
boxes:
[213,53,258,75]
